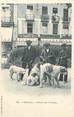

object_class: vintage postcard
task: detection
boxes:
[0,0,74,117]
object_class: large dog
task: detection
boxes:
[9,65,26,81]
[26,63,40,86]
[40,63,67,88]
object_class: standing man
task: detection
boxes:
[21,40,36,75]
[58,44,68,83]
[40,43,56,64]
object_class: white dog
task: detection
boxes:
[9,65,26,81]
[40,63,67,88]
[26,63,40,86]
[40,63,53,88]
[50,65,67,87]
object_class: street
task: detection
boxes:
[0,68,71,96]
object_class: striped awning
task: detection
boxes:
[1,27,13,42]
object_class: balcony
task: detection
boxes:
[52,15,59,23]
[18,34,38,38]
[25,14,35,21]
[1,22,14,27]
[41,15,49,22]
[1,17,14,27]
[62,17,70,23]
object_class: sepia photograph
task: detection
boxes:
[1,2,72,95]
[0,1,74,117]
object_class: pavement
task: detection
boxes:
[0,68,71,97]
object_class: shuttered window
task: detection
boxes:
[27,23,33,33]
[63,9,68,21]
[53,24,58,34]
[42,7,48,15]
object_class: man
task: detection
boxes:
[40,43,56,64]
[58,43,68,83]
[21,40,36,75]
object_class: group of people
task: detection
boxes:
[21,40,68,83]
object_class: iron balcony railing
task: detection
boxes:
[1,17,14,27]
[41,15,49,22]
[1,22,14,27]
[62,17,70,22]
[18,34,38,38]
[2,17,11,22]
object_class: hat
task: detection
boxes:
[61,43,66,47]
[43,43,50,47]
[26,40,32,45]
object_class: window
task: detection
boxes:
[42,7,48,15]
[53,8,58,14]
[63,24,69,29]
[63,9,68,21]
[27,23,33,33]
[27,5,33,14]
[42,23,48,34]
[27,5,33,10]
[53,24,58,34]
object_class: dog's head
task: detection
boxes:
[35,62,43,69]
[31,73,37,77]
[28,79,32,83]
[18,72,25,81]
[60,67,67,74]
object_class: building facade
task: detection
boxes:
[1,3,72,50]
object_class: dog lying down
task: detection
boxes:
[26,63,40,86]
[9,65,26,81]
[40,63,67,88]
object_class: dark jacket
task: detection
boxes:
[22,46,36,63]
[58,49,68,68]
[40,48,56,64]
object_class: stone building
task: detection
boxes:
[1,3,72,53]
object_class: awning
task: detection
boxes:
[1,27,13,42]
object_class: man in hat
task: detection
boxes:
[58,43,68,83]
[40,43,55,64]
[21,40,36,75]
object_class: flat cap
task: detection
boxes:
[26,40,32,44]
